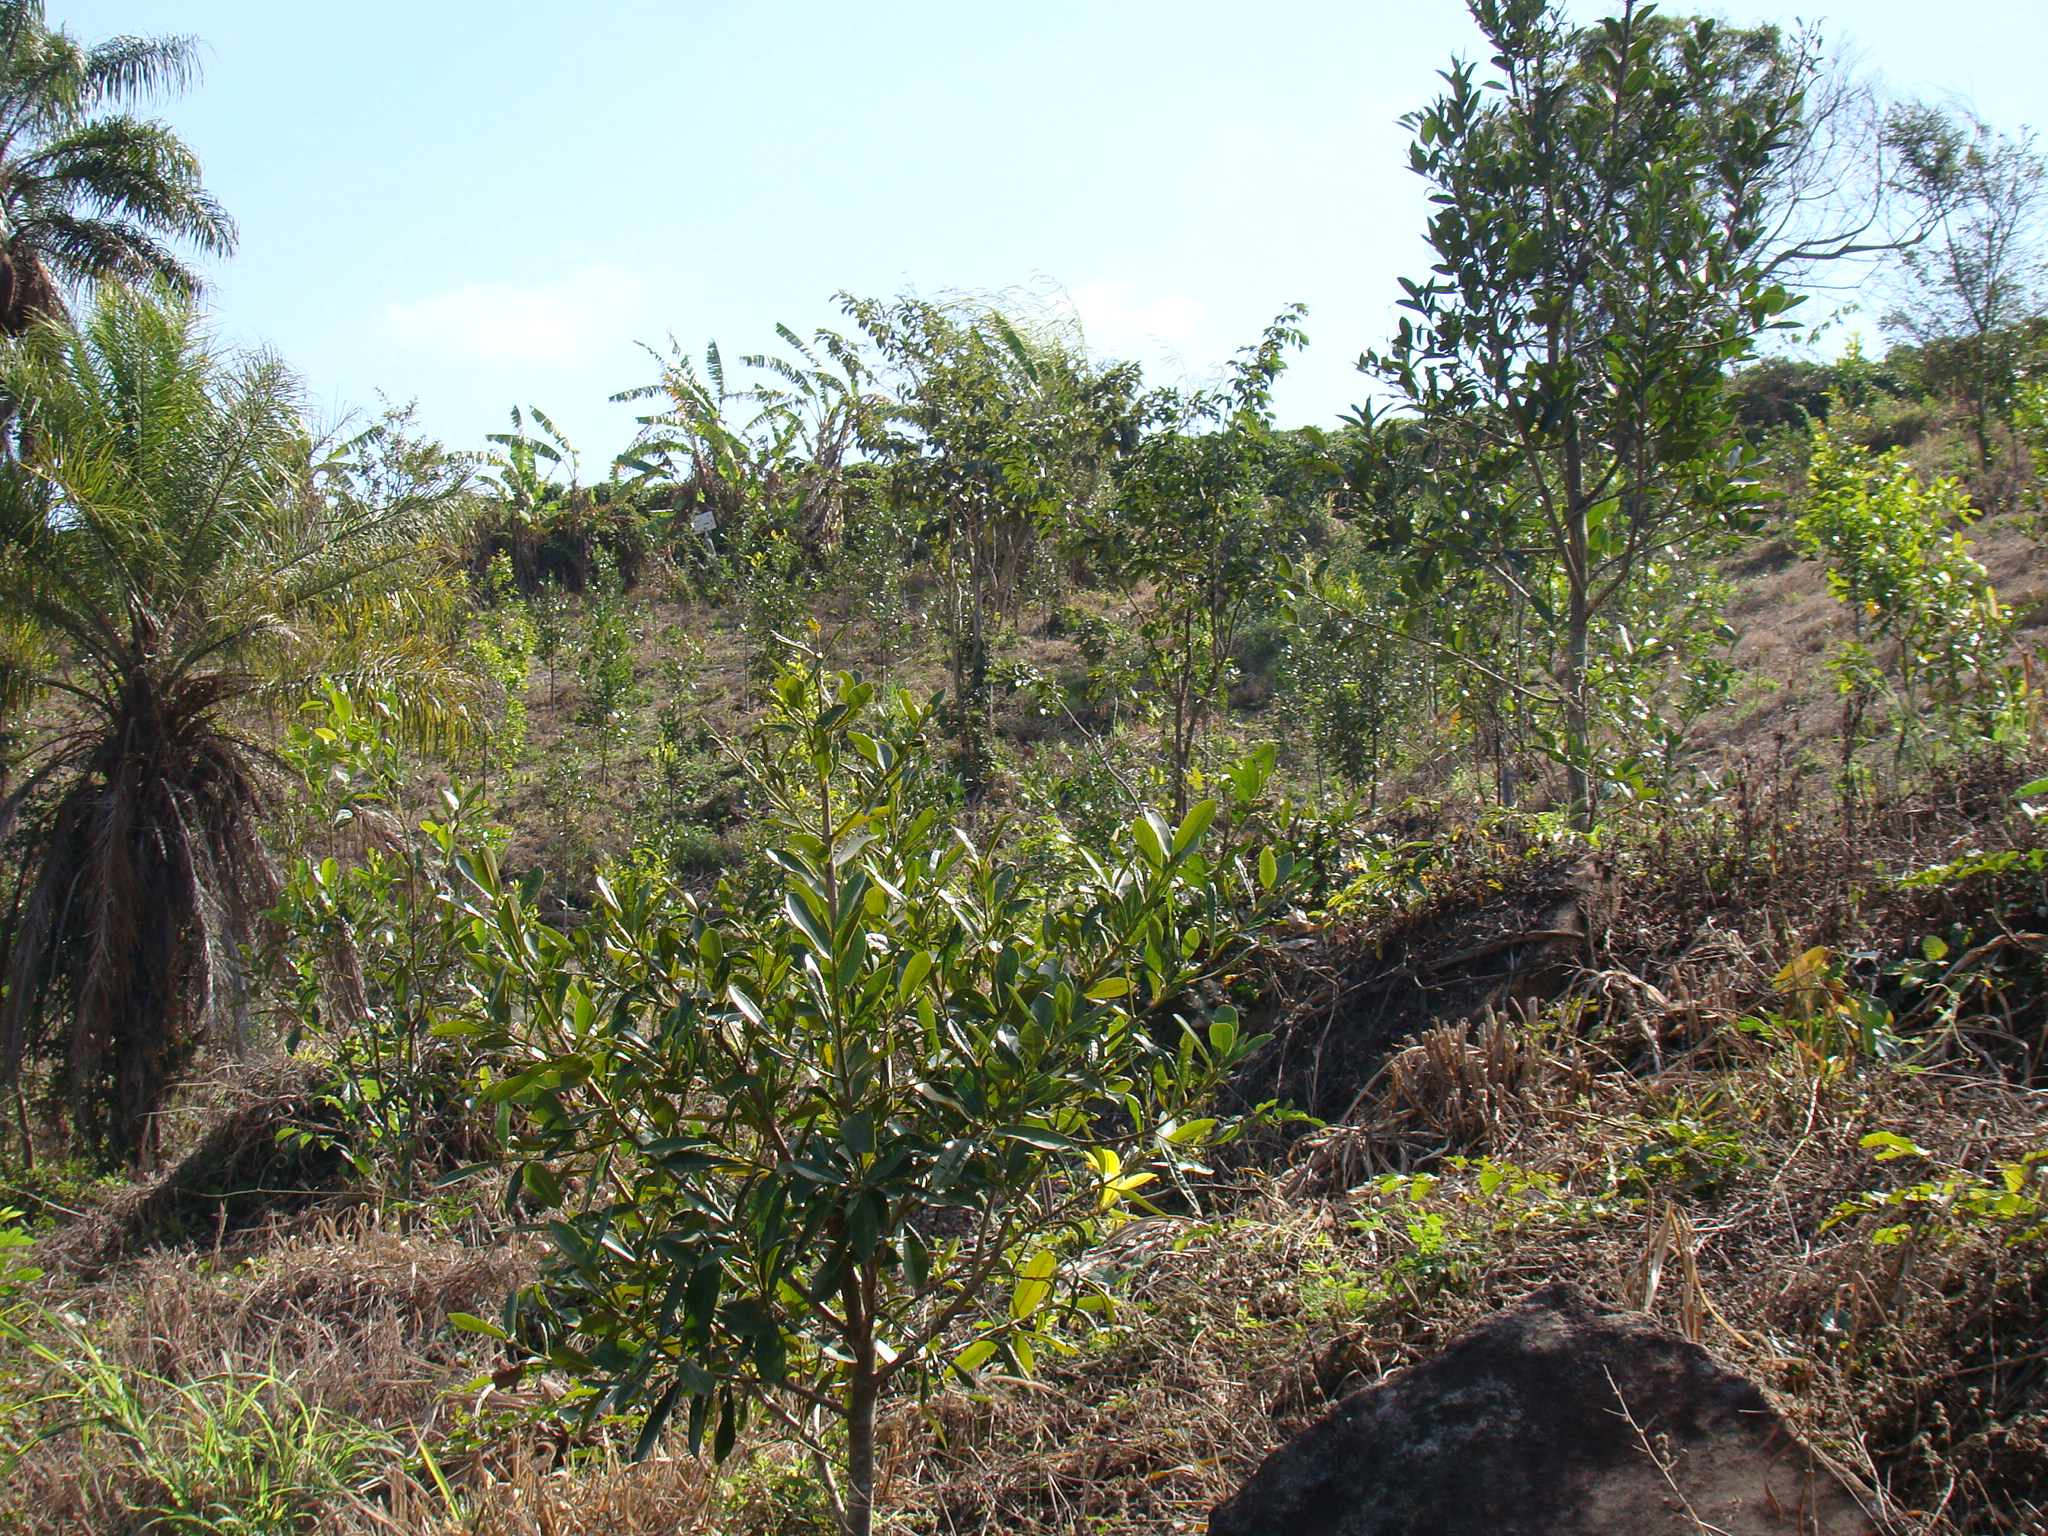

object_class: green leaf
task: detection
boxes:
[448,1312,510,1340]
[2016,778,2048,800]
[953,1339,997,1375]
[784,889,834,956]
[635,1378,684,1461]
[1258,847,1278,891]
[899,950,934,998]
[1083,976,1131,1001]
[841,1110,875,1156]
[1131,814,1167,869]
[902,1227,931,1291]
[755,1325,787,1385]
[521,1162,564,1207]
[434,1161,500,1187]
[1171,800,1218,857]
[998,1125,1080,1152]
[1921,935,1949,962]
[848,1194,879,1261]
[1010,1248,1057,1321]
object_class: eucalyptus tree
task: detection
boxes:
[1083,309,1308,814]
[843,293,1136,788]
[1361,0,1810,826]
[0,2,235,333]
[1882,106,2046,474]
[0,288,474,1161]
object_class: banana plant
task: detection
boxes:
[479,406,577,591]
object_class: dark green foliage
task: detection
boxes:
[443,662,1293,1536]
[1360,0,1809,824]
[475,409,651,596]
[1081,310,1311,813]
[844,294,1140,789]
[0,2,235,334]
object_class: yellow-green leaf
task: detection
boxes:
[1010,1248,1057,1320]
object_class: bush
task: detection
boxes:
[444,661,1297,1536]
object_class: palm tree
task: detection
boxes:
[0,2,235,334]
[0,288,471,1162]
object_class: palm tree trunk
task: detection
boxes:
[0,248,61,336]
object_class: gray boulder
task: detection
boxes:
[1209,1283,1878,1536]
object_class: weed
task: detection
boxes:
[4,1331,395,1534]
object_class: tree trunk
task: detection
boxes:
[1564,507,1593,831]
[842,1265,879,1536]
[944,518,993,795]
[0,248,62,337]
[1169,625,1194,819]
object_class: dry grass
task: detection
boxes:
[35,1058,354,1275]
[1711,490,2046,763]
[4,756,2045,1535]
[3,1059,2041,1534]
[3,1211,539,1534]
[871,1056,2048,1535]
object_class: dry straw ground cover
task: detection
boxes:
[2,758,2044,1535]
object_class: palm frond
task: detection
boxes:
[253,571,489,758]
[0,287,468,1159]
[83,33,202,106]
[12,115,237,252]
[0,11,229,332]
[0,606,46,720]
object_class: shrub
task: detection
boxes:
[446,661,1295,1536]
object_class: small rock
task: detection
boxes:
[1209,1283,1878,1536]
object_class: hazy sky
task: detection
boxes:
[57,1,2048,462]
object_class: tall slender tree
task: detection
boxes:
[845,294,1134,789]
[1361,0,1808,825]
[1084,309,1308,814]
[1883,106,2046,475]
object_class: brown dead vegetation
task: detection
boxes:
[1714,516,2047,761]
[891,1060,2048,1535]
[4,754,2044,1534]
[36,1058,356,1275]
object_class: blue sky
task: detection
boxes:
[59,1,2048,464]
